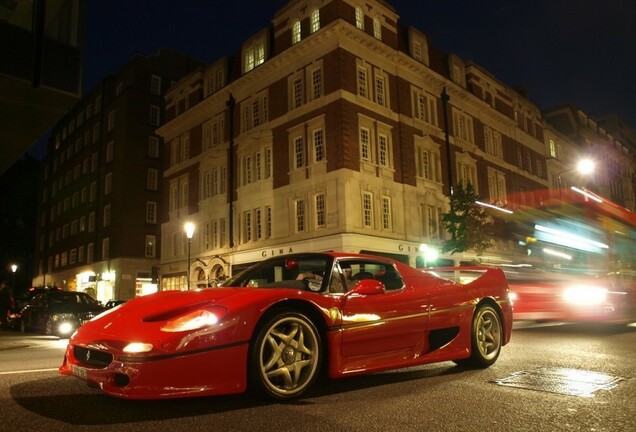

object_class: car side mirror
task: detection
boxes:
[348,279,385,296]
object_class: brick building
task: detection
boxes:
[157,0,551,289]
[32,49,203,302]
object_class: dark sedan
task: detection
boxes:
[20,290,106,337]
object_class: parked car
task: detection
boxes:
[104,300,127,309]
[60,252,513,400]
[20,290,106,337]
[7,286,63,330]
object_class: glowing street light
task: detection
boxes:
[10,264,17,295]
[557,158,596,195]
[184,222,195,290]
[419,244,439,268]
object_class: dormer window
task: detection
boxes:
[355,7,364,29]
[243,31,268,74]
[373,18,382,40]
[292,20,301,44]
[310,9,320,33]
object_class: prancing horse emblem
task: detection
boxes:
[85,350,91,361]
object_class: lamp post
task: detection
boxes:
[184,222,195,290]
[10,264,17,296]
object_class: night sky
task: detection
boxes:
[34,0,636,157]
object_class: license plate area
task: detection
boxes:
[72,365,87,380]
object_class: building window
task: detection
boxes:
[374,74,386,107]
[255,208,263,240]
[355,7,364,29]
[373,18,382,40]
[150,105,160,126]
[415,141,441,182]
[312,128,324,162]
[102,238,110,260]
[145,235,156,257]
[315,193,325,228]
[87,243,94,263]
[357,66,368,98]
[244,211,252,242]
[452,110,474,143]
[104,141,113,163]
[360,128,370,161]
[292,20,301,44]
[487,168,507,203]
[88,212,95,232]
[295,199,305,232]
[378,134,388,166]
[241,92,267,133]
[147,168,158,190]
[363,192,373,227]
[413,90,437,125]
[310,67,322,101]
[146,201,157,223]
[549,139,557,158]
[104,172,112,195]
[381,196,391,230]
[148,136,159,158]
[107,110,115,131]
[103,204,111,227]
[291,76,304,109]
[150,75,161,96]
[244,35,266,72]
[294,136,305,169]
[310,9,320,33]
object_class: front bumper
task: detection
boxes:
[60,341,249,399]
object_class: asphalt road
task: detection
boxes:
[1,322,635,432]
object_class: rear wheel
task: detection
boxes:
[455,304,502,367]
[471,304,502,367]
[249,311,322,400]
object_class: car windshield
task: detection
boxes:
[223,255,332,291]
[51,292,98,306]
[221,254,405,293]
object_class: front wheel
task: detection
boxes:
[249,311,322,400]
[459,304,503,368]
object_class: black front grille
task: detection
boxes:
[74,346,113,367]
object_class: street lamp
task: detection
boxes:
[557,158,596,195]
[184,222,195,290]
[10,264,17,295]
[419,244,439,268]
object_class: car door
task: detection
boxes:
[26,293,49,330]
[338,259,430,361]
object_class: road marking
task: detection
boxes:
[0,368,59,375]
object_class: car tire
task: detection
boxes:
[20,316,29,333]
[249,311,322,400]
[463,304,503,368]
[45,317,55,336]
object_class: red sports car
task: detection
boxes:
[59,252,513,400]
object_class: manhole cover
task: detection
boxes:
[493,367,627,397]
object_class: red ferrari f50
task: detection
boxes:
[60,252,513,400]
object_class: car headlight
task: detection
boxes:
[160,307,227,332]
[562,285,608,305]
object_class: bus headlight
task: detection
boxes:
[562,285,608,305]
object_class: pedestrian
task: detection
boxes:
[0,280,15,330]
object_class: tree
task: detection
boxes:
[441,182,494,255]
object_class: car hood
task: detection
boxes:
[74,287,302,354]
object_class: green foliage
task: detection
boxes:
[441,183,495,255]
